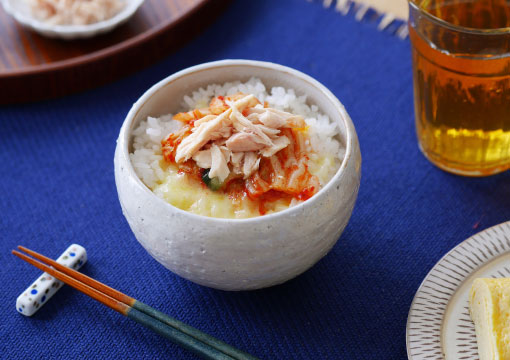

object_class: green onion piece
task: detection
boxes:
[202,169,222,191]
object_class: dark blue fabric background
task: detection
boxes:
[1,0,509,359]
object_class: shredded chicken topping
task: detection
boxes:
[161,93,320,212]
[28,0,124,25]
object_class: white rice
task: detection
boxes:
[130,78,345,189]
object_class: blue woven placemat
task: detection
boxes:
[1,0,509,358]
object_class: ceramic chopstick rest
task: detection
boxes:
[16,244,87,316]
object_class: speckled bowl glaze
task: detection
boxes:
[115,60,361,291]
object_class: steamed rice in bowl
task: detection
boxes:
[130,78,345,219]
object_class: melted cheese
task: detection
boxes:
[309,154,339,186]
[151,155,336,219]
[152,163,289,219]
[469,278,510,360]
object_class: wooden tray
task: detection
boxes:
[0,0,231,104]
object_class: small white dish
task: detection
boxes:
[1,0,144,40]
[407,221,510,359]
[114,59,361,291]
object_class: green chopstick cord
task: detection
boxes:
[132,301,259,360]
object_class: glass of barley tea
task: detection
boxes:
[408,0,510,176]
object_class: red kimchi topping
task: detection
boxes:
[161,92,320,215]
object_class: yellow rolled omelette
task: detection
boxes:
[469,278,510,360]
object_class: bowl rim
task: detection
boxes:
[1,0,144,36]
[118,59,357,224]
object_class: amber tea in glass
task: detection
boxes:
[409,0,510,176]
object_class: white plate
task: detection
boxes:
[1,0,144,40]
[407,221,510,359]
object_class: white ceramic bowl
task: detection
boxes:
[114,60,361,291]
[1,0,144,40]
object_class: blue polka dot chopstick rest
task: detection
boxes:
[16,244,87,316]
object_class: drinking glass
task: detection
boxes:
[408,0,510,176]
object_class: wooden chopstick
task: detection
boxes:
[12,250,231,360]
[17,246,256,360]
[13,247,259,360]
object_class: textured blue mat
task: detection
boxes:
[1,0,509,359]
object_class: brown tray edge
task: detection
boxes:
[0,0,232,104]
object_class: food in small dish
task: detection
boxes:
[1,0,143,39]
[28,0,125,25]
[130,78,345,219]
[469,278,510,360]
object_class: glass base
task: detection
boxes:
[418,144,510,177]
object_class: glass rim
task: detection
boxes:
[409,0,510,35]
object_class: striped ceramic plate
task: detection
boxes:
[406,221,510,359]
